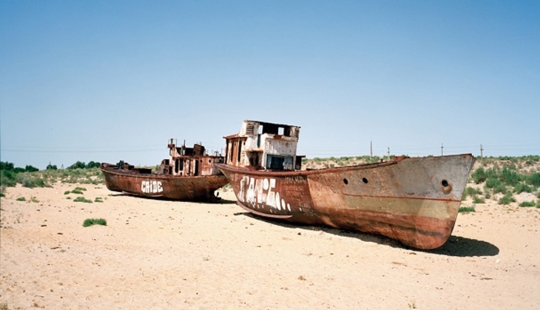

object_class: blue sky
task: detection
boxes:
[1,1,539,169]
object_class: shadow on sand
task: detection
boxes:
[424,235,499,257]
[108,193,237,204]
[236,212,499,257]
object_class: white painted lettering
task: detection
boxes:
[238,177,291,213]
[141,180,163,194]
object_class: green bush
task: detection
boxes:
[500,167,521,186]
[16,197,25,201]
[485,177,502,189]
[64,191,71,195]
[472,196,485,203]
[70,186,87,194]
[83,218,107,227]
[472,167,487,184]
[485,167,500,180]
[58,169,103,185]
[0,170,17,187]
[94,197,103,203]
[74,197,93,203]
[15,173,48,188]
[463,186,482,199]
[459,206,476,213]
[519,201,536,207]
[498,193,516,205]
[492,183,507,194]
[528,173,540,187]
[514,183,533,194]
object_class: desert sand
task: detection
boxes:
[1,182,539,309]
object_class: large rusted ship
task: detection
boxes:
[101,139,228,201]
[215,120,475,250]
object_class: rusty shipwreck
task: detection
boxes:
[100,139,228,201]
[215,120,475,250]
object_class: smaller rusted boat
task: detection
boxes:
[101,139,228,201]
[216,120,475,250]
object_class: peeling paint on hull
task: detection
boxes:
[216,154,475,249]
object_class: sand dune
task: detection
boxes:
[1,182,539,309]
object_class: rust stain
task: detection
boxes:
[101,139,228,202]
[216,120,475,250]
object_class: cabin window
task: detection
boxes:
[248,153,260,167]
[267,155,294,170]
[227,142,232,164]
[246,123,255,135]
[175,159,180,173]
[283,127,288,136]
[176,158,184,173]
[262,123,278,134]
[283,156,294,170]
[278,127,284,135]
[237,142,242,163]
[295,156,303,170]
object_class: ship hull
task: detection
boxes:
[216,154,475,249]
[101,164,229,202]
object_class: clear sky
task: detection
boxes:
[1,1,539,169]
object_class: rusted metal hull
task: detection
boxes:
[216,154,475,249]
[101,163,229,202]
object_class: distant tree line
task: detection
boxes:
[0,161,39,173]
[66,161,100,170]
[1,161,101,172]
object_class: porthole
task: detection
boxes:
[343,178,348,185]
[441,179,452,194]
[362,178,368,184]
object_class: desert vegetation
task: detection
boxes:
[82,218,107,227]
[0,161,104,195]
[465,155,540,207]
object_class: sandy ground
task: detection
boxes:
[1,183,539,309]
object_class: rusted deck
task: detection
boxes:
[100,140,229,202]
